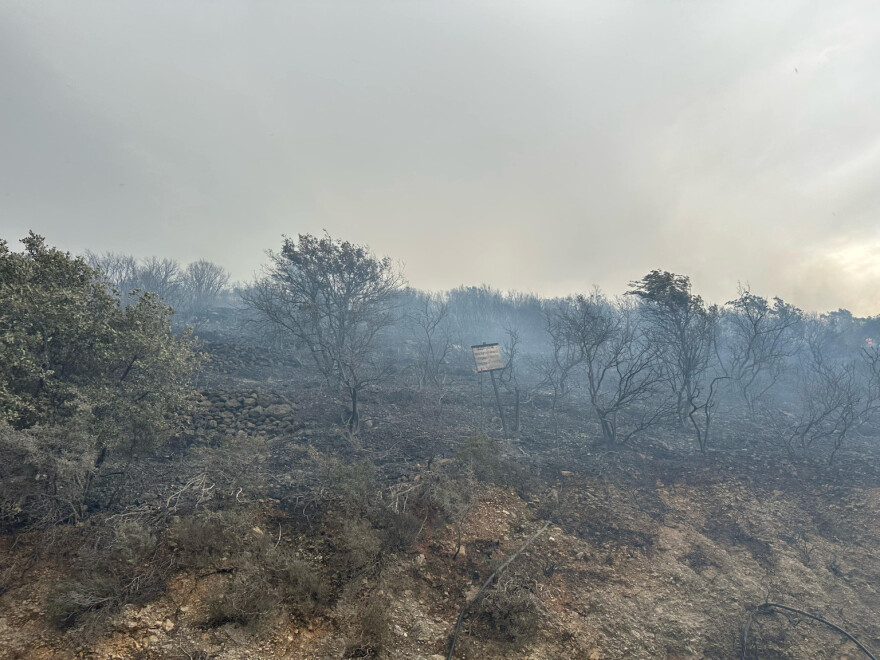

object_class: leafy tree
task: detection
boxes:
[242,233,404,433]
[0,233,199,466]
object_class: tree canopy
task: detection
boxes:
[243,233,404,432]
[0,233,199,455]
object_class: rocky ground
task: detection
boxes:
[1,340,879,659]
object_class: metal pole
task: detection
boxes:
[479,372,484,432]
[489,369,508,438]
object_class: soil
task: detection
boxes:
[2,339,879,659]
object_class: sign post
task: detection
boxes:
[471,343,508,438]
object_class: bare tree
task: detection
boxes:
[499,324,524,432]
[179,260,231,323]
[768,319,861,463]
[720,287,802,413]
[241,233,404,433]
[628,271,715,429]
[83,250,139,303]
[857,342,880,422]
[407,291,452,391]
[136,257,182,304]
[83,252,183,307]
[559,292,666,446]
[541,299,584,447]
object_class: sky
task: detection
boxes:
[2,1,879,314]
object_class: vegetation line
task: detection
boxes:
[742,602,877,660]
[446,520,551,660]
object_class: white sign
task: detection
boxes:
[472,343,504,372]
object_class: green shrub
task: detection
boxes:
[0,423,96,531]
[185,509,330,628]
[378,508,424,553]
[262,550,330,615]
[204,547,329,629]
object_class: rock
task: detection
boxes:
[163,619,174,632]
[412,620,433,641]
[414,553,426,567]
[266,403,292,417]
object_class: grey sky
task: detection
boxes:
[2,1,879,313]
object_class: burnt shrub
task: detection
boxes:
[474,568,545,646]
[331,516,383,576]
[454,433,538,498]
[188,509,329,628]
[0,423,96,532]
[203,548,329,628]
[168,508,250,569]
[335,587,393,658]
[45,519,168,633]
[379,508,424,552]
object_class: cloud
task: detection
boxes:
[1,1,879,313]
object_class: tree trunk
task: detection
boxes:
[598,409,615,446]
[348,387,360,434]
[513,388,520,433]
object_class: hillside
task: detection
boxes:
[2,336,879,659]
